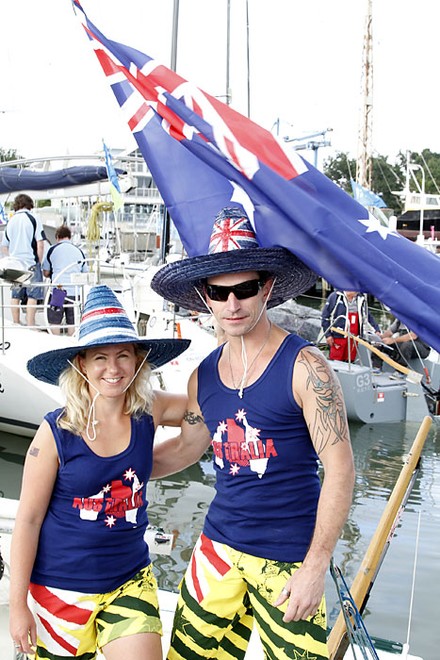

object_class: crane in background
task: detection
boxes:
[272,120,333,168]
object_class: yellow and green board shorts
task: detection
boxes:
[167,533,328,659]
[28,564,162,659]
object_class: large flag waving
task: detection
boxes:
[73,0,440,352]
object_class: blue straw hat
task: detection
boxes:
[27,285,190,385]
[151,207,317,312]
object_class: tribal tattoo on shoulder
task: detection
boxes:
[183,410,204,425]
[297,349,348,454]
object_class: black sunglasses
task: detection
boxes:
[205,279,264,302]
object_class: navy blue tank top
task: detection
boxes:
[31,409,154,592]
[199,334,321,562]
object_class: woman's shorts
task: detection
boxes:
[28,564,162,658]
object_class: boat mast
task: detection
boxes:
[170,0,179,72]
[356,0,373,190]
[226,0,250,116]
[245,0,250,118]
[226,0,231,105]
[159,0,180,263]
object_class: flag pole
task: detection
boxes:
[327,415,432,659]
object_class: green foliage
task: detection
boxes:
[398,149,440,195]
[0,147,22,163]
[323,151,406,213]
[322,151,355,192]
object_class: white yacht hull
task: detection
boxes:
[0,325,66,437]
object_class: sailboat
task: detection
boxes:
[394,155,440,245]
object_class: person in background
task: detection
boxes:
[9,285,207,660]
[150,207,355,660]
[381,316,431,366]
[42,224,88,335]
[1,193,44,327]
[321,289,381,362]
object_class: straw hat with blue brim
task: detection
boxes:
[151,207,317,312]
[27,285,190,385]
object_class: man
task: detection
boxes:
[1,194,45,327]
[151,207,355,660]
[381,316,431,366]
[321,289,381,362]
[42,225,88,335]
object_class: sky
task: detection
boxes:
[1,0,439,169]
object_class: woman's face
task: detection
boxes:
[78,343,137,397]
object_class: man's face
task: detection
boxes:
[344,291,358,301]
[205,271,271,337]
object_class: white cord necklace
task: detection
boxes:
[228,322,272,398]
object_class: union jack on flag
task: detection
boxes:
[72,1,440,352]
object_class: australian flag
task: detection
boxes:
[73,0,440,352]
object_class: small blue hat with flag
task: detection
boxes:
[27,285,190,385]
[151,207,317,312]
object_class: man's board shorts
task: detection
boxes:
[11,263,44,301]
[167,533,328,660]
[28,564,162,659]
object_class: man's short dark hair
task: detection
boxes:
[258,271,271,283]
[55,225,72,240]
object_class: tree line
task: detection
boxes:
[323,149,440,215]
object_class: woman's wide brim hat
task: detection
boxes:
[27,285,190,385]
[151,207,317,312]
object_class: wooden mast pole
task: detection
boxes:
[327,416,432,659]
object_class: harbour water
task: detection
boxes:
[0,418,439,658]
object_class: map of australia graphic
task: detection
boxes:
[211,409,277,478]
[72,469,144,527]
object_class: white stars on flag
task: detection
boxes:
[358,214,399,240]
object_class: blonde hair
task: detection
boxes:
[57,348,154,435]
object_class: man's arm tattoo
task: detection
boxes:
[183,410,204,425]
[29,446,40,457]
[298,350,347,454]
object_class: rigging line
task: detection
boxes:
[375,158,402,198]
[392,322,430,379]
[419,151,440,194]
[330,560,380,660]
[404,510,422,654]
[345,154,354,181]
[372,150,403,184]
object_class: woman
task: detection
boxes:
[9,285,195,660]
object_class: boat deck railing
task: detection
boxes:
[0,263,124,350]
[0,279,86,347]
